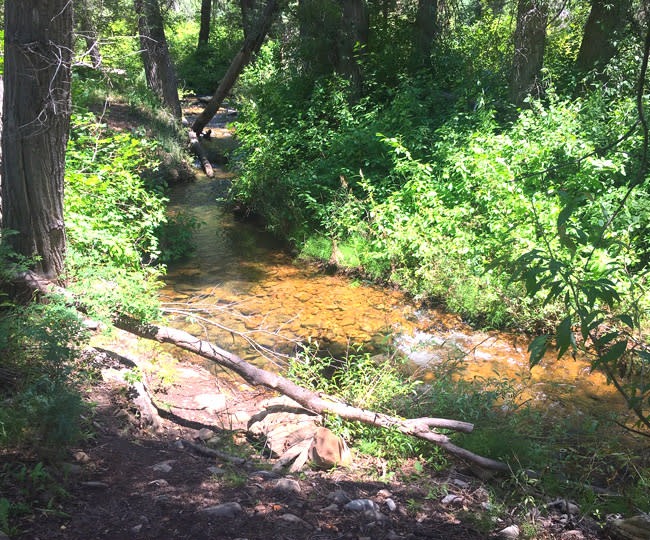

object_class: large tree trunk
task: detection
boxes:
[509,0,548,107]
[337,0,369,98]
[576,0,632,73]
[191,0,280,135]
[134,0,182,119]
[197,0,212,49]
[413,0,437,68]
[20,270,508,472]
[241,0,257,39]
[1,0,74,280]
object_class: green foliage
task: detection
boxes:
[167,13,243,95]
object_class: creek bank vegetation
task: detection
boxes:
[1,0,650,538]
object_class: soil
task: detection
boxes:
[2,330,607,540]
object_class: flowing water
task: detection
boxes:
[161,107,625,419]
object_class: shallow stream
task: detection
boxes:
[161,107,625,420]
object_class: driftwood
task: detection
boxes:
[182,439,247,465]
[188,129,214,177]
[19,271,508,472]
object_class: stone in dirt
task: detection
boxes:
[344,499,378,512]
[198,502,243,519]
[328,489,351,505]
[309,427,351,468]
[152,460,175,473]
[274,477,301,494]
[441,494,462,505]
[196,428,213,440]
[385,498,397,512]
[278,513,312,528]
[498,524,520,539]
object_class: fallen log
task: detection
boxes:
[19,271,508,472]
[191,0,280,135]
[188,129,214,177]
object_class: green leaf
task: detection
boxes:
[557,204,574,228]
[528,335,550,368]
[592,340,627,370]
[556,316,576,359]
[617,314,635,329]
[595,332,619,348]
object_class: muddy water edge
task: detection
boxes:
[161,106,630,432]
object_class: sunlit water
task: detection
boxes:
[161,106,625,420]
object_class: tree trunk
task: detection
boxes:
[197,0,212,49]
[509,0,548,107]
[134,0,182,119]
[337,0,369,98]
[241,0,257,39]
[1,0,73,280]
[78,0,103,68]
[413,0,437,68]
[191,0,281,135]
[576,0,632,73]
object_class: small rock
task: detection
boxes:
[328,489,351,505]
[323,503,339,511]
[196,428,213,441]
[560,530,585,540]
[152,460,175,473]
[207,466,226,476]
[548,499,580,515]
[377,489,392,498]
[278,513,312,528]
[498,525,520,539]
[308,427,351,468]
[80,481,109,489]
[198,502,243,519]
[207,436,222,446]
[74,451,91,463]
[385,498,397,512]
[275,478,301,494]
[344,499,377,512]
[131,524,143,533]
[441,494,460,505]
[148,479,169,487]
[363,507,386,522]
[452,478,470,488]
[172,440,184,450]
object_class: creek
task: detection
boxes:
[161,106,625,420]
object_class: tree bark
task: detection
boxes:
[20,270,508,472]
[576,0,632,73]
[1,0,73,280]
[191,0,280,135]
[77,0,103,68]
[134,0,182,119]
[197,0,212,49]
[337,0,369,98]
[189,129,214,177]
[240,0,257,39]
[509,0,548,107]
[413,0,437,68]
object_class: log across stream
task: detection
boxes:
[163,106,627,424]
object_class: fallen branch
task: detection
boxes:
[19,271,508,472]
